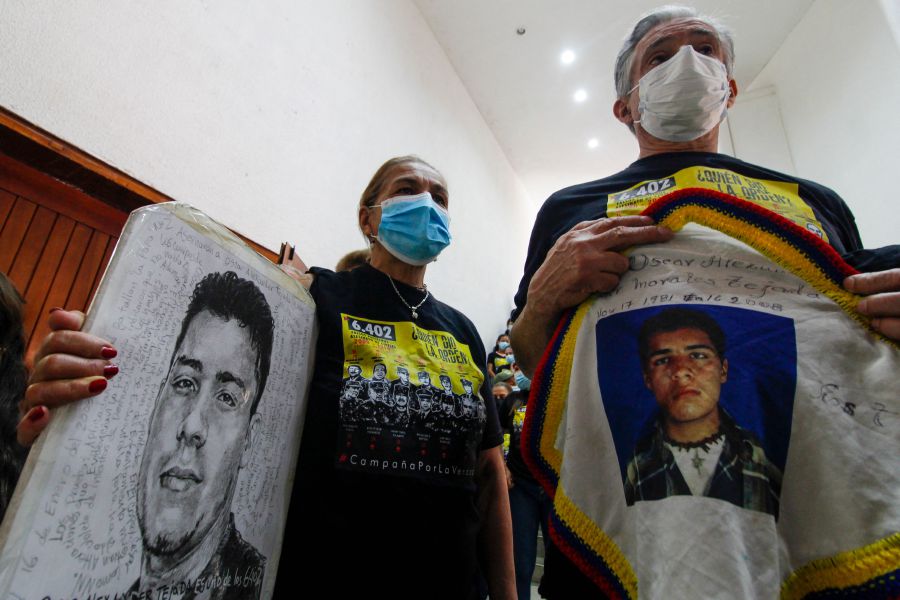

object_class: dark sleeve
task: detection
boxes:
[472,335,503,450]
[511,197,563,320]
[498,396,514,432]
[480,374,503,450]
[800,181,900,269]
[447,308,504,451]
[796,180,864,254]
[842,246,900,272]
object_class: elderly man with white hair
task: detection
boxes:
[510,5,900,598]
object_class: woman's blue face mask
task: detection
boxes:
[371,192,451,266]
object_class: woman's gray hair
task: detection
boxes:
[614,5,735,99]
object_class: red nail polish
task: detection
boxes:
[49,307,64,314]
[28,406,47,422]
[100,346,118,359]
[88,379,107,394]
[103,365,119,379]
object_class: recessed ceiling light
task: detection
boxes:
[560,49,576,65]
[587,138,599,149]
[573,89,588,103]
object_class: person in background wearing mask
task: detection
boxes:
[511,363,530,394]
[487,333,513,378]
[492,381,512,405]
[19,156,515,600]
[509,6,900,598]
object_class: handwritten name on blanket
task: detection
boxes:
[628,253,819,300]
[585,252,824,317]
[819,383,897,431]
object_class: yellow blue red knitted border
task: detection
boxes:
[781,532,900,599]
[642,188,896,345]
[521,189,897,598]
[548,487,638,599]
[520,302,585,494]
[520,300,637,598]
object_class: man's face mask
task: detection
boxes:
[372,192,451,266]
[633,44,731,142]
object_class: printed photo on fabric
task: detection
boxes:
[596,305,794,518]
[522,202,899,599]
[335,314,487,484]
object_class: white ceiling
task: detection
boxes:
[414,0,816,205]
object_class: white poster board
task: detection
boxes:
[0,203,316,600]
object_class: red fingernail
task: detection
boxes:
[103,365,119,379]
[89,379,107,394]
[49,307,64,314]
[101,346,117,359]
[28,406,47,422]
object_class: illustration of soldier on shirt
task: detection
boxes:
[368,363,391,425]
[336,315,487,484]
[340,365,364,421]
[390,366,413,428]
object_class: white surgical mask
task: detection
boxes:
[633,45,730,142]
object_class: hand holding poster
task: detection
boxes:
[0,203,316,600]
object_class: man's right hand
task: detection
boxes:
[511,215,673,376]
[18,309,118,446]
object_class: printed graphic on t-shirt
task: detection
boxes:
[336,313,487,484]
[503,405,527,457]
[606,166,829,241]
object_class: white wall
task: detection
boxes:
[0,0,532,349]
[726,87,796,175]
[738,0,900,249]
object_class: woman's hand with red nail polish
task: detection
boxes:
[18,309,119,446]
[17,406,50,446]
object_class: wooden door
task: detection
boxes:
[0,153,128,365]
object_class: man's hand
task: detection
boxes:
[18,309,117,446]
[845,268,900,341]
[512,216,673,375]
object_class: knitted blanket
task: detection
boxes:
[522,189,899,599]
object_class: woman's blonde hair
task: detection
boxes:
[358,155,442,209]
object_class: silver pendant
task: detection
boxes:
[691,450,704,474]
[411,309,418,319]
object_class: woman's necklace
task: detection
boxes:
[385,272,429,319]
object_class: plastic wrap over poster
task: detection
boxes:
[0,203,317,600]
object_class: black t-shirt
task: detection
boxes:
[512,151,900,320]
[499,391,533,483]
[486,350,512,374]
[275,264,502,600]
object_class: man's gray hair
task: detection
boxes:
[614,5,735,99]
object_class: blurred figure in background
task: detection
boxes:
[499,386,548,600]
[492,370,516,392]
[487,334,513,378]
[0,273,28,522]
[335,248,371,272]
